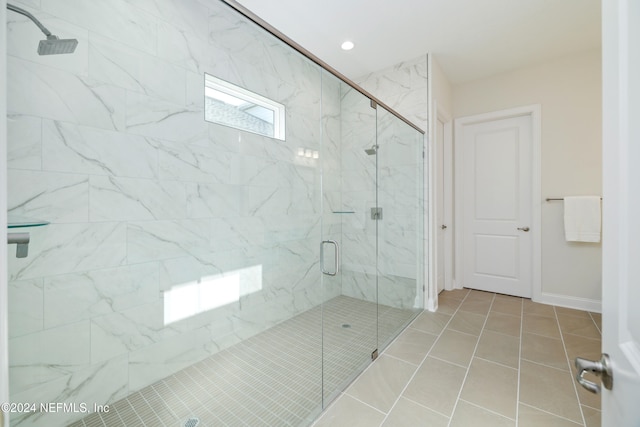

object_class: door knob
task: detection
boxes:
[517,226,530,232]
[575,353,613,393]
[441,224,447,229]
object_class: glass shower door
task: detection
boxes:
[320,72,379,406]
[376,107,425,349]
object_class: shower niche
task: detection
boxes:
[4,1,425,426]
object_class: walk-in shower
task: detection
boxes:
[4,1,425,426]
[6,3,78,55]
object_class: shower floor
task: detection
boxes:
[70,296,419,427]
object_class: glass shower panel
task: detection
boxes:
[320,73,379,406]
[376,106,425,349]
[6,1,327,426]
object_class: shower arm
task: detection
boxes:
[6,3,53,38]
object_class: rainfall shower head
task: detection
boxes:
[7,3,78,55]
[38,36,78,55]
[364,145,378,155]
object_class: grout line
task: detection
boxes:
[472,355,518,371]
[378,288,469,426]
[458,398,516,421]
[445,292,495,427]
[382,352,421,367]
[340,391,390,416]
[138,389,170,427]
[580,402,603,412]
[520,329,563,340]
[125,396,150,427]
[515,295,524,427]
[519,357,572,372]
[400,394,451,419]
[427,354,473,370]
[588,312,602,335]
[554,305,588,427]
[519,402,584,425]
[562,331,602,341]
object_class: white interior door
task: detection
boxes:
[599,0,640,424]
[459,114,532,298]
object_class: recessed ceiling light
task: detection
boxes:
[341,41,354,51]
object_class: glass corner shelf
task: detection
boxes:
[7,216,50,229]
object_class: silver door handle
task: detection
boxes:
[320,240,339,276]
[575,354,613,394]
[517,226,530,232]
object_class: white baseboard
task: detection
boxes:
[534,292,601,313]
[426,297,438,312]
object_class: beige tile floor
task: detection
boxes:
[313,288,602,427]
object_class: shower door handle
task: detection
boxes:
[320,240,339,276]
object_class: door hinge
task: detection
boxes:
[370,99,377,109]
[371,349,379,361]
[370,207,383,220]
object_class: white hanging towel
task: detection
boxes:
[564,196,602,242]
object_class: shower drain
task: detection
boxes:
[183,417,200,427]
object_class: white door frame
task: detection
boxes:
[454,105,542,299]
[435,102,454,291]
[1,1,9,426]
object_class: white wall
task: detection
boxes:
[431,57,453,117]
[453,49,603,308]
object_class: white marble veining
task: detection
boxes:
[8,223,127,281]
[8,170,89,223]
[90,301,180,364]
[10,355,129,427]
[41,0,158,54]
[8,279,44,339]
[42,120,159,179]
[131,0,209,38]
[89,175,186,221]
[7,115,42,170]
[128,329,209,392]
[125,92,207,143]
[43,263,159,329]
[89,33,186,105]
[8,57,126,131]
[356,56,429,131]
[10,0,41,9]
[186,182,243,218]
[126,219,211,264]
[158,21,210,74]
[9,321,91,395]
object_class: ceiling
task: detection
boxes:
[233,0,601,84]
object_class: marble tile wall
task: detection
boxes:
[6,0,425,425]
[6,1,338,425]
[358,57,427,310]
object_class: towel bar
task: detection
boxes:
[546,197,602,202]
